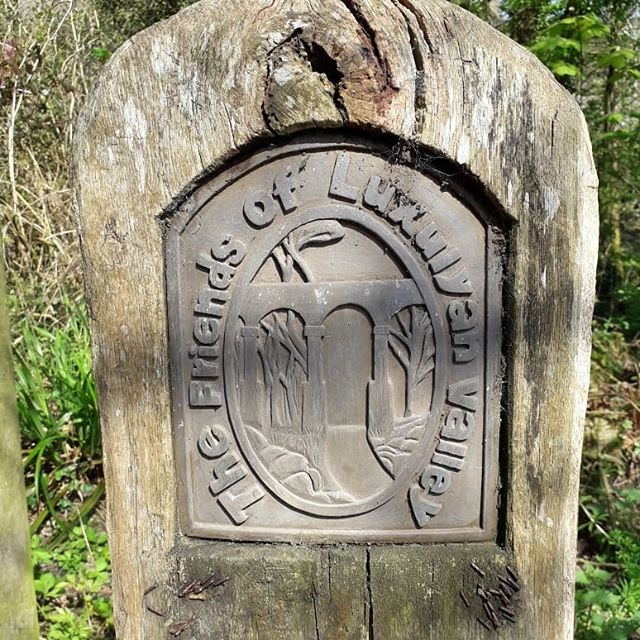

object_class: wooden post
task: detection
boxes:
[0,255,39,639]
[74,1,598,638]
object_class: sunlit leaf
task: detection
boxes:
[551,61,580,77]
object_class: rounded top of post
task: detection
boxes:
[74,0,597,230]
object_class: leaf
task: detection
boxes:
[551,61,580,77]
[583,588,619,607]
[290,220,345,252]
[388,333,409,368]
[538,14,608,44]
[34,572,58,595]
[90,47,111,62]
[575,569,590,585]
[530,36,580,54]
[597,48,636,70]
[620,488,640,503]
[606,113,625,125]
[598,130,632,142]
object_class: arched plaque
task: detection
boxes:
[167,136,502,542]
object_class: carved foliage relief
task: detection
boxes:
[167,139,501,542]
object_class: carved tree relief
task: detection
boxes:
[389,305,435,417]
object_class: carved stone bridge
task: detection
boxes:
[239,278,424,467]
[242,279,422,326]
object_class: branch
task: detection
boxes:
[396,309,411,339]
[257,343,274,387]
[284,236,313,282]
[389,334,409,369]
[415,314,435,384]
[272,245,293,282]
[389,327,409,347]
[273,313,306,370]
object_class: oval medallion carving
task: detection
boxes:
[225,206,446,516]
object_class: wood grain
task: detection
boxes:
[74,0,598,637]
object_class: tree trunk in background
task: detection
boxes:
[0,251,39,639]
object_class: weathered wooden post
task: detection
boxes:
[74,1,598,638]
[0,256,39,639]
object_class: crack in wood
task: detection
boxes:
[312,582,321,640]
[338,0,401,107]
[298,37,348,121]
[261,29,303,134]
[393,0,436,55]
[366,548,374,640]
[392,0,428,134]
[262,28,347,132]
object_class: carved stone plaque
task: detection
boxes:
[167,137,501,542]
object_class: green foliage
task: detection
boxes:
[92,0,195,46]
[454,1,640,332]
[14,296,99,458]
[579,318,640,639]
[1,1,199,636]
[528,5,640,325]
[32,526,114,639]
[530,13,610,78]
[90,47,111,62]
[576,492,640,639]
[464,4,640,636]
[12,295,101,531]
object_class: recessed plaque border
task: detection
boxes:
[165,133,504,544]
